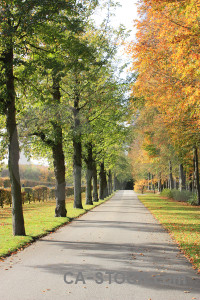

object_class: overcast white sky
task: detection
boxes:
[110,0,138,36]
[93,0,138,40]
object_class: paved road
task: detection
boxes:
[0,191,199,300]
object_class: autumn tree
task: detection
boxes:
[127,0,200,203]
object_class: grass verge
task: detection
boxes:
[0,193,114,259]
[138,194,200,272]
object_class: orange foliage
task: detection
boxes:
[127,0,200,186]
[134,179,148,194]
[127,0,200,148]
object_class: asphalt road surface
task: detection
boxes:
[0,190,199,300]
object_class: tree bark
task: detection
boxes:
[151,173,154,191]
[99,162,108,200]
[169,161,174,190]
[148,173,150,190]
[151,174,155,193]
[174,178,178,190]
[179,164,186,191]
[5,45,25,236]
[52,76,67,217]
[92,161,99,202]
[73,138,82,208]
[73,83,82,209]
[85,143,93,205]
[52,137,66,217]
[193,147,200,205]
[108,170,112,195]
[114,174,117,191]
[158,172,162,192]
[189,172,193,192]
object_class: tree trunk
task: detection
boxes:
[52,76,66,217]
[174,178,178,190]
[99,162,108,200]
[151,174,155,193]
[108,170,112,195]
[163,181,166,189]
[158,172,162,192]
[92,161,99,202]
[148,173,150,190]
[179,164,186,191]
[85,143,93,205]
[5,46,25,236]
[151,173,153,191]
[169,161,174,190]
[114,174,117,191]
[193,151,196,192]
[189,172,193,192]
[73,80,83,209]
[193,147,200,205]
[73,139,83,208]
[52,138,66,217]
[117,177,121,190]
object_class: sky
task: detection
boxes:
[110,0,138,36]
[91,0,138,80]
[19,0,138,165]
[94,0,138,34]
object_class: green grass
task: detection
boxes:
[138,194,200,272]
[0,193,113,259]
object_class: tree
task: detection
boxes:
[0,0,94,233]
[58,20,128,208]
[19,4,98,214]
[127,0,200,201]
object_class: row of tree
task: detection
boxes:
[0,1,132,236]
[128,0,200,204]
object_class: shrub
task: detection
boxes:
[160,189,173,198]
[32,186,48,202]
[0,185,86,207]
[0,188,12,207]
[188,194,198,206]
[0,178,4,187]
[3,178,11,188]
[171,189,193,202]
[66,187,74,197]
[161,188,197,204]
